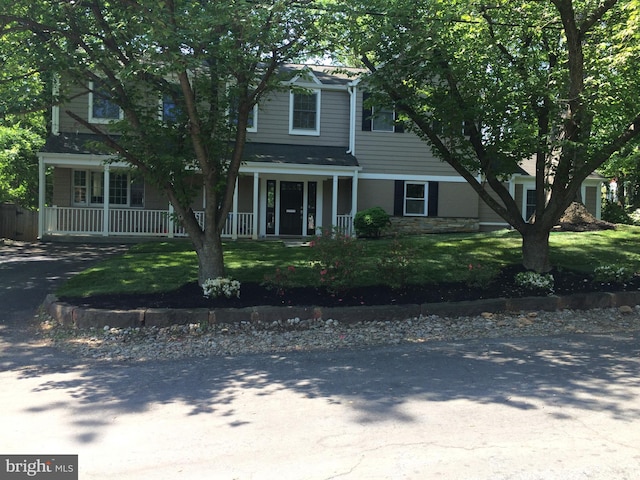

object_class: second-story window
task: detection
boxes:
[89,81,123,123]
[229,97,258,133]
[290,90,320,136]
[371,106,395,132]
[162,93,179,124]
[362,92,403,133]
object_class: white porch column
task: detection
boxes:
[252,173,259,240]
[102,165,110,236]
[332,175,338,229]
[37,157,45,239]
[351,171,359,215]
[232,178,239,240]
[168,203,175,238]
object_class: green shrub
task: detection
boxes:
[353,207,391,238]
[514,271,554,294]
[309,228,363,293]
[593,265,635,284]
[601,200,633,224]
[466,263,499,289]
[375,236,416,289]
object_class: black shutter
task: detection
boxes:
[394,118,404,133]
[428,181,439,216]
[362,92,372,131]
[393,180,404,216]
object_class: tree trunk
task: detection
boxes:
[521,228,551,273]
[194,233,226,285]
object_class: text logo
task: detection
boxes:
[1,455,77,479]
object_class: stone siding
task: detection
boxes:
[388,216,479,235]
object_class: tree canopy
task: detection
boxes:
[1,0,323,282]
[332,0,640,271]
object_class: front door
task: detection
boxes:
[279,181,304,235]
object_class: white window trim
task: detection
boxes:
[524,187,537,221]
[88,81,124,124]
[289,89,321,136]
[72,169,143,208]
[404,181,429,217]
[371,105,396,132]
[246,104,258,133]
[224,101,259,132]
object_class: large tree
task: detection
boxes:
[1,0,320,283]
[335,0,640,272]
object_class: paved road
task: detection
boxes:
[1,242,640,479]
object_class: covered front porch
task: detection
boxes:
[38,143,360,240]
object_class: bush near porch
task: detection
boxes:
[54,226,640,298]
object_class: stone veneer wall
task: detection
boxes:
[388,216,479,235]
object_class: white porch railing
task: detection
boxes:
[42,206,351,238]
[43,206,254,238]
[336,214,353,236]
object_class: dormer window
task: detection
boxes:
[88,81,123,123]
[289,90,321,136]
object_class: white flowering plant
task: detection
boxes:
[514,271,554,294]
[202,277,241,299]
[593,265,635,284]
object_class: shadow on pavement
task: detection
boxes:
[7,332,640,445]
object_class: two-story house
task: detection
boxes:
[36,64,603,240]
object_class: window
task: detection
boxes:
[88,81,123,123]
[73,171,87,204]
[161,93,179,123]
[229,98,258,133]
[525,189,536,220]
[289,90,320,135]
[72,170,144,207]
[405,182,428,216]
[109,173,128,205]
[361,93,403,133]
[246,104,258,132]
[371,106,395,132]
[90,171,104,203]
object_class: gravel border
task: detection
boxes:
[38,305,640,362]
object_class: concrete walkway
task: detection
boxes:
[1,242,640,479]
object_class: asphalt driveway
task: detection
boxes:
[1,241,640,479]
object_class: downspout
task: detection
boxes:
[51,74,60,136]
[347,84,356,155]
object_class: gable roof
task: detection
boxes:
[281,64,364,87]
[517,156,605,180]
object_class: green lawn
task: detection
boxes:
[55,226,640,297]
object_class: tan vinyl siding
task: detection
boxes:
[438,183,479,217]
[52,168,72,206]
[248,89,350,147]
[355,93,461,176]
[478,185,511,228]
[143,184,168,210]
[59,84,92,134]
[237,176,254,211]
[59,83,126,135]
[358,179,395,215]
